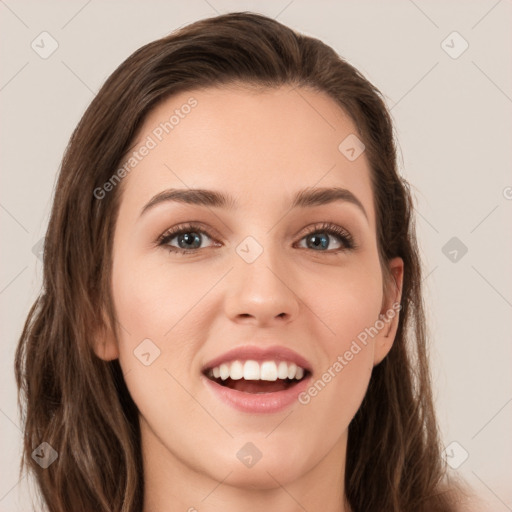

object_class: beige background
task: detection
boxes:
[1,0,511,510]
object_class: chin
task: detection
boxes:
[202,440,314,489]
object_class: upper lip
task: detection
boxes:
[202,345,313,374]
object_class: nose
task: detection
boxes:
[223,247,301,327]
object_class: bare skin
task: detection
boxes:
[94,84,403,512]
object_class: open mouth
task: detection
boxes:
[203,360,310,394]
[205,375,310,393]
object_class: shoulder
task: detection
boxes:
[433,477,487,512]
[451,486,489,512]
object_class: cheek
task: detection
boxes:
[297,309,376,448]
[110,255,206,437]
[311,255,383,349]
[112,250,206,341]
[298,257,382,423]
[110,250,216,398]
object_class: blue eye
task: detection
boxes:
[297,223,354,251]
[169,231,205,250]
[157,223,218,254]
[157,221,355,255]
[158,223,215,253]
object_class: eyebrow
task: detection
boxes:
[140,186,368,220]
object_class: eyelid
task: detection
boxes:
[295,221,352,241]
[157,221,356,253]
[156,221,220,246]
[293,221,356,251]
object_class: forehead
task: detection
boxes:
[118,84,375,227]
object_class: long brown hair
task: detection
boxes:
[15,11,465,511]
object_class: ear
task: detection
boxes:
[91,310,119,361]
[373,257,404,366]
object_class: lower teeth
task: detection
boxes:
[213,377,301,393]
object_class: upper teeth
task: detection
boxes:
[208,360,305,381]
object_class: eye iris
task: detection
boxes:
[165,227,346,252]
[307,233,329,250]
[178,232,201,249]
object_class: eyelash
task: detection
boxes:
[157,221,356,256]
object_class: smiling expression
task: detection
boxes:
[94,84,403,489]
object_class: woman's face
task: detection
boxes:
[98,85,403,489]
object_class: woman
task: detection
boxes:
[15,11,475,512]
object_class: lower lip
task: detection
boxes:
[201,374,311,413]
